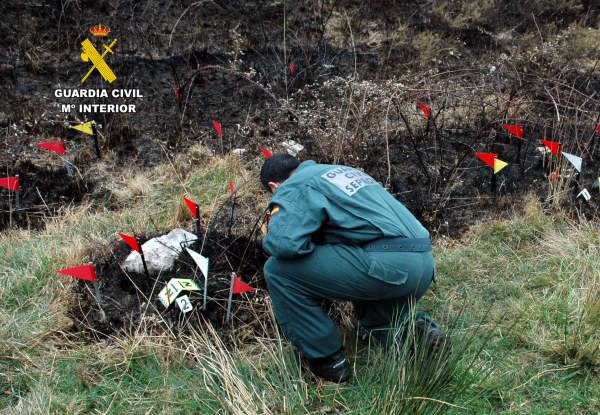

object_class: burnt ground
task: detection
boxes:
[1,1,599,340]
[71,226,271,341]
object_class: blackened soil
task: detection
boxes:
[0,160,93,230]
[2,1,599,236]
[68,224,270,341]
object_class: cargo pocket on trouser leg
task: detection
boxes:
[366,259,409,286]
[363,256,412,325]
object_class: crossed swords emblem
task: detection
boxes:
[80,38,117,83]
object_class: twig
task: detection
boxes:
[168,1,216,48]
[510,363,579,391]
[400,397,468,411]
[383,96,393,187]
[397,110,432,180]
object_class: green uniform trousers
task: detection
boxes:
[264,243,435,359]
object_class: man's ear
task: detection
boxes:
[268,181,280,193]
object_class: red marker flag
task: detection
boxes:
[475,152,508,174]
[228,180,235,199]
[260,148,272,159]
[596,124,600,136]
[57,264,97,282]
[212,120,222,138]
[418,102,431,119]
[37,140,66,155]
[172,84,181,103]
[540,139,562,157]
[226,272,255,322]
[502,124,524,139]
[289,62,296,77]
[475,152,497,169]
[183,196,199,219]
[231,273,255,294]
[0,176,20,192]
[119,233,141,253]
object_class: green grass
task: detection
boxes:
[425,197,600,414]
[1,165,599,414]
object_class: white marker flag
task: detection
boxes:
[562,152,582,172]
[577,189,591,201]
[186,248,209,278]
[186,248,209,310]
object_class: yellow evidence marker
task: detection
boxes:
[158,278,201,308]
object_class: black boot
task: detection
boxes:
[306,349,352,383]
[414,312,448,357]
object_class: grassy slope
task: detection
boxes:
[429,195,600,414]
[1,156,598,414]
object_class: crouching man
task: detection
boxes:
[261,154,442,382]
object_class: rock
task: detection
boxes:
[123,228,197,276]
[231,148,247,155]
[282,140,304,157]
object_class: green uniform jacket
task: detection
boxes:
[263,161,429,258]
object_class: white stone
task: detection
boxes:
[537,146,551,155]
[231,148,247,155]
[123,228,197,276]
[282,140,304,157]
